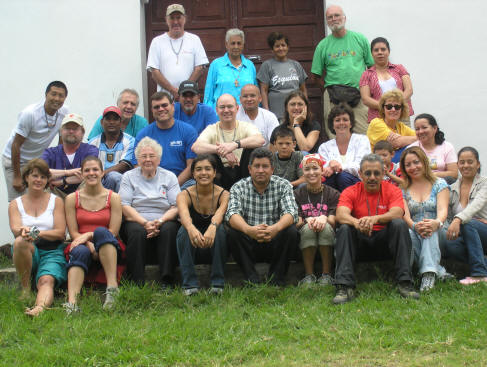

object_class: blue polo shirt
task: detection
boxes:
[174,102,218,134]
[89,131,134,170]
[132,119,197,177]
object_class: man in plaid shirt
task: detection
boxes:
[225,148,299,285]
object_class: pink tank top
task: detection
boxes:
[75,190,112,234]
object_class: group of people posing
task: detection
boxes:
[4,4,487,316]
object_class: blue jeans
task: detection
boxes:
[102,171,122,192]
[176,224,227,289]
[443,220,487,277]
[409,228,447,276]
[324,171,360,192]
[392,146,407,163]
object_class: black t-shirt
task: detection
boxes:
[294,184,340,219]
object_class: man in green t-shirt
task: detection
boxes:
[311,5,373,138]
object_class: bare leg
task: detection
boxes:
[12,237,35,295]
[302,247,317,275]
[67,267,85,304]
[25,275,55,316]
[98,244,118,288]
[319,245,333,274]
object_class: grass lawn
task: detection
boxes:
[1,271,486,367]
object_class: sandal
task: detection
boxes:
[24,305,45,317]
[459,276,487,285]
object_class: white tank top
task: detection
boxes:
[379,77,397,94]
[16,193,56,231]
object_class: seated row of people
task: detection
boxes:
[10,143,487,315]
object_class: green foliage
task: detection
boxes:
[1,281,486,366]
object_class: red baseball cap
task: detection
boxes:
[103,106,121,118]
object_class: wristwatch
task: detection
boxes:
[235,140,241,149]
[210,221,218,227]
[436,219,444,228]
[293,124,301,128]
[62,176,68,189]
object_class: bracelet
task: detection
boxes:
[62,176,68,189]
[293,124,301,128]
[235,140,241,149]
[210,221,218,227]
[412,222,416,231]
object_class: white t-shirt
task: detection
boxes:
[3,100,69,163]
[146,32,208,91]
[236,107,279,146]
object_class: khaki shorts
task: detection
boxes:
[2,156,26,202]
[299,221,335,249]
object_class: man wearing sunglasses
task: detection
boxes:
[333,153,419,304]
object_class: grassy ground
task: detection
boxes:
[1,278,486,367]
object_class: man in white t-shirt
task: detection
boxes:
[2,81,69,201]
[236,84,280,147]
[192,94,265,189]
[147,4,208,101]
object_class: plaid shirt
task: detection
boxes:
[225,175,298,225]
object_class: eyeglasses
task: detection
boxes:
[384,104,402,111]
[153,103,170,110]
[362,170,382,177]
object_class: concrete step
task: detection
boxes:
[0,259,470,288]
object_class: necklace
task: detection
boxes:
[232,62,243,87]
[44,110,59,128]
[365,191,381,216]
[195,183,215,219]
[169,35,184,64]
[307,184,323,194]
[307,185,325,216]
[218,122,237,143]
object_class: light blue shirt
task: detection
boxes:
[203,53,257,108]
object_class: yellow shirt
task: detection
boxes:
[366,118,415,150]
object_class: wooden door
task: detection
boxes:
[145,0,325,127]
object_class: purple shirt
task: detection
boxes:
[41,143,99,194]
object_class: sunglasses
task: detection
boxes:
[362,170,382,177]
[384,104,402,111]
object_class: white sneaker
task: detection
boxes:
[209,287,224,295]
[62,302,80,315]
[420,272,436,292]
[317,274,334,286]
[103,287,119,310]
[298,274,317,287]
[182,287,199,296]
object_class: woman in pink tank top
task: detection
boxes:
[63,156,123,313]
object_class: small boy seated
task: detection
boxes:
[373,140,403,186]
[270,126,305,187]
[294,154,340,286]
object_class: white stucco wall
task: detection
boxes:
[330,0,487,167]
[0,0,147,244]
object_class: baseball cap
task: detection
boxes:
[166,4,185,16]
[103,106,122,118]
[178,80,199,95]
[61,113,84,127]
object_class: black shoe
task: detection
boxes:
[398,281,420,299]
[333,285,355,304]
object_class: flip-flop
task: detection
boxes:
[459,276,487,285]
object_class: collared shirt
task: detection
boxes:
[203,52,257,108]
[173,102,218,134]
[89,131,135,170]
[359,62,414,121]
[225,175,298,225]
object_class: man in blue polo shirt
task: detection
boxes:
[89,106,134,192]
[174,80,218,134]
[88,89,148,140]
[132,91,197,187]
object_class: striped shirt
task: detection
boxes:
[225,175,298,225]
[89,131,134,170]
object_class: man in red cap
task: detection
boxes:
[88,106,135,192]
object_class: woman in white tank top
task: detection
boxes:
[8,159,66,317]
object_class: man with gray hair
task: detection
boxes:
[147,3,208,100]
[311,4,373,138]
[333,153,418,304]
[88,89,148,140]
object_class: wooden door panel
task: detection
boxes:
[145,0,325,127]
